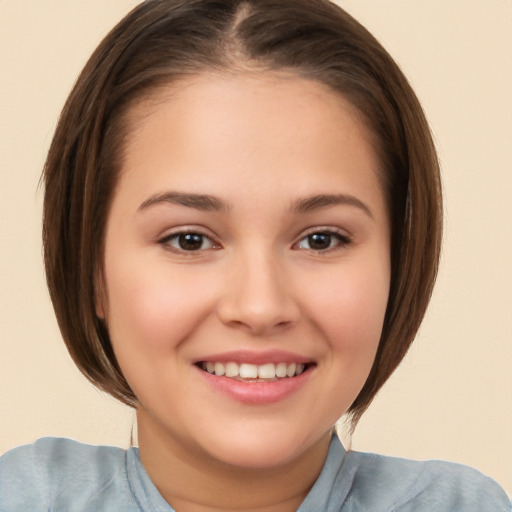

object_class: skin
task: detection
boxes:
[98,72,391,512]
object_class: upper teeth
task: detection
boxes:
[201,361,306,379]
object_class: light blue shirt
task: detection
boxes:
[0,435,510,511]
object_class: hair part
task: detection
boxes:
[42,0,442,429]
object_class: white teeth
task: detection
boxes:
[275,362,287,378]
[214,362,225,376]
[258,363,276,379]
[201,361,308,379]
[225,362,238,377]
[239,363,258,379]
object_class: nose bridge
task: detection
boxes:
[217,242,298,334]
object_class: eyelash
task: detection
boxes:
[158,230,219,253]
[294,229,352,252]
[158,228,352,254]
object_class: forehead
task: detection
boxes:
[124,71,373,156]
[114,72,386,218]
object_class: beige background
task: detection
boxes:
[1,0,511,494]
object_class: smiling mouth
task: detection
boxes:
[196,361,314,382]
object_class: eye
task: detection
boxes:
[160,231,217,252]
[295,230,351,251]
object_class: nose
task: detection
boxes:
[216,249,300,336]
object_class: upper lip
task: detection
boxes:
[193,350,314,365]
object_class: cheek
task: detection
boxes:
[303,256,390,354]
[103,257,214,354]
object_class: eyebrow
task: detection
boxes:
[138,191,373,218]
[138,192,229,212]
[291,193,374,219]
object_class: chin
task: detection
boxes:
[213,444,301,470]
[199,425,325,470]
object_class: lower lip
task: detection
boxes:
[196,367,313,405]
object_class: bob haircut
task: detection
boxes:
[42,0,442,428]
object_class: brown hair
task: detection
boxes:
[42,0,442,427]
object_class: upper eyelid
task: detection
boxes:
[155,226,352,246]
[158,230,221,254]
[295,226,352,241]
[286,229,346,253]
[157,226,218,242]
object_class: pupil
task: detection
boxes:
[179,233,203,250]
[309,233,331,250]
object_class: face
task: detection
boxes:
[99,73,391,470]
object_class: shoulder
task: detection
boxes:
[0,437,140,511]
[343,450,511,512]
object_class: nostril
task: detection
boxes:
[215,265,300,333]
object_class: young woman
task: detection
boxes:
[1,1,509,510]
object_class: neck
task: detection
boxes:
[136,411,332,512]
